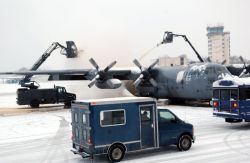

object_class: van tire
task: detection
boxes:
[177,134,192,151]
[30,100,40,108]
[108,144,125,162]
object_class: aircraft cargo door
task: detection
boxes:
[140,105,156,149]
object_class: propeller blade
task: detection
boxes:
[88,80,96,88]
[133,59,142,70]
[239,69,246,78]
[103,61,117,72]
[239,56,245,64]
[89,58,99,70]
[134,74,143,87]
[239,56,247,68]
[148,59,159,70]
[88,74,100,88]
[221,60,226,65]
[149,78,158,87]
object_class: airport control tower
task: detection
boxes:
[207,25,230,65]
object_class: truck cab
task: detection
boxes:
[71,97,194,162]
[55,86,76,107]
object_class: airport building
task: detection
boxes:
[158,54,188,67]
[207,25,230,65]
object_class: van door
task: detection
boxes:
[219,89,239,114]
[71,104,91,149]
[140,105,155,149]
[158,109,181,145]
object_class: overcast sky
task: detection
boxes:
[0,0,249,71]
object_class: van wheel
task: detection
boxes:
[177,134,192,151]
[30,100,39,108]
[108,144,125,162]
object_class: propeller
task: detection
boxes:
[206,57,226,65]
[239,56,246,67]
[221,59,227,65]
[88,58,117,88]
[133,59,159,87]
[207,57,212,62]
[239,56,250,77]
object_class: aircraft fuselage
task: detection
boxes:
[136,63,232,101]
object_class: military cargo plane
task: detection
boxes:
[0,58,233,102]
[0,32,234,102]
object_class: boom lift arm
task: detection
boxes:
[20,41,78,89]
[159,31,204,62]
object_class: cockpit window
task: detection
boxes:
[205,67,215,74]
[204,65,232,79]
[215,66,232,78]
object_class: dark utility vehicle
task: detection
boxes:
[17,85,76,108]
[71,97,195,162]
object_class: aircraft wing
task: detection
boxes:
[0,68,139,81]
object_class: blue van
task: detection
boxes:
[71,97,195,162]
[212,78,250,123]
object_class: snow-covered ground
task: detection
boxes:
[0,110,70,144]
[1,83,250,162]
[0,105,250,163]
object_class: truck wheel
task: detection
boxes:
[108,144,125,162]
[64,101,71,108]
[30,100,40,108]
[177,134,192,151]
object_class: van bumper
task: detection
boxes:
[71,149,91,158]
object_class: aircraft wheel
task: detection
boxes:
[177,134,192,151]
[108,144,125,162]
[30,100,40,108]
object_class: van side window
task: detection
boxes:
[75,128,79,138]
[74,113,78,122]
[100,110,125,127]
[82,114,86,124]
[159,110,176,123]
[140,109,151,122]
[83,130,87,140]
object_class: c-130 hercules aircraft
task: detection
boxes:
[0,32,233,102]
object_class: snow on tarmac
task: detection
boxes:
[0,105,250,162]
[0,110,71,144]
[1,83,250,162]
